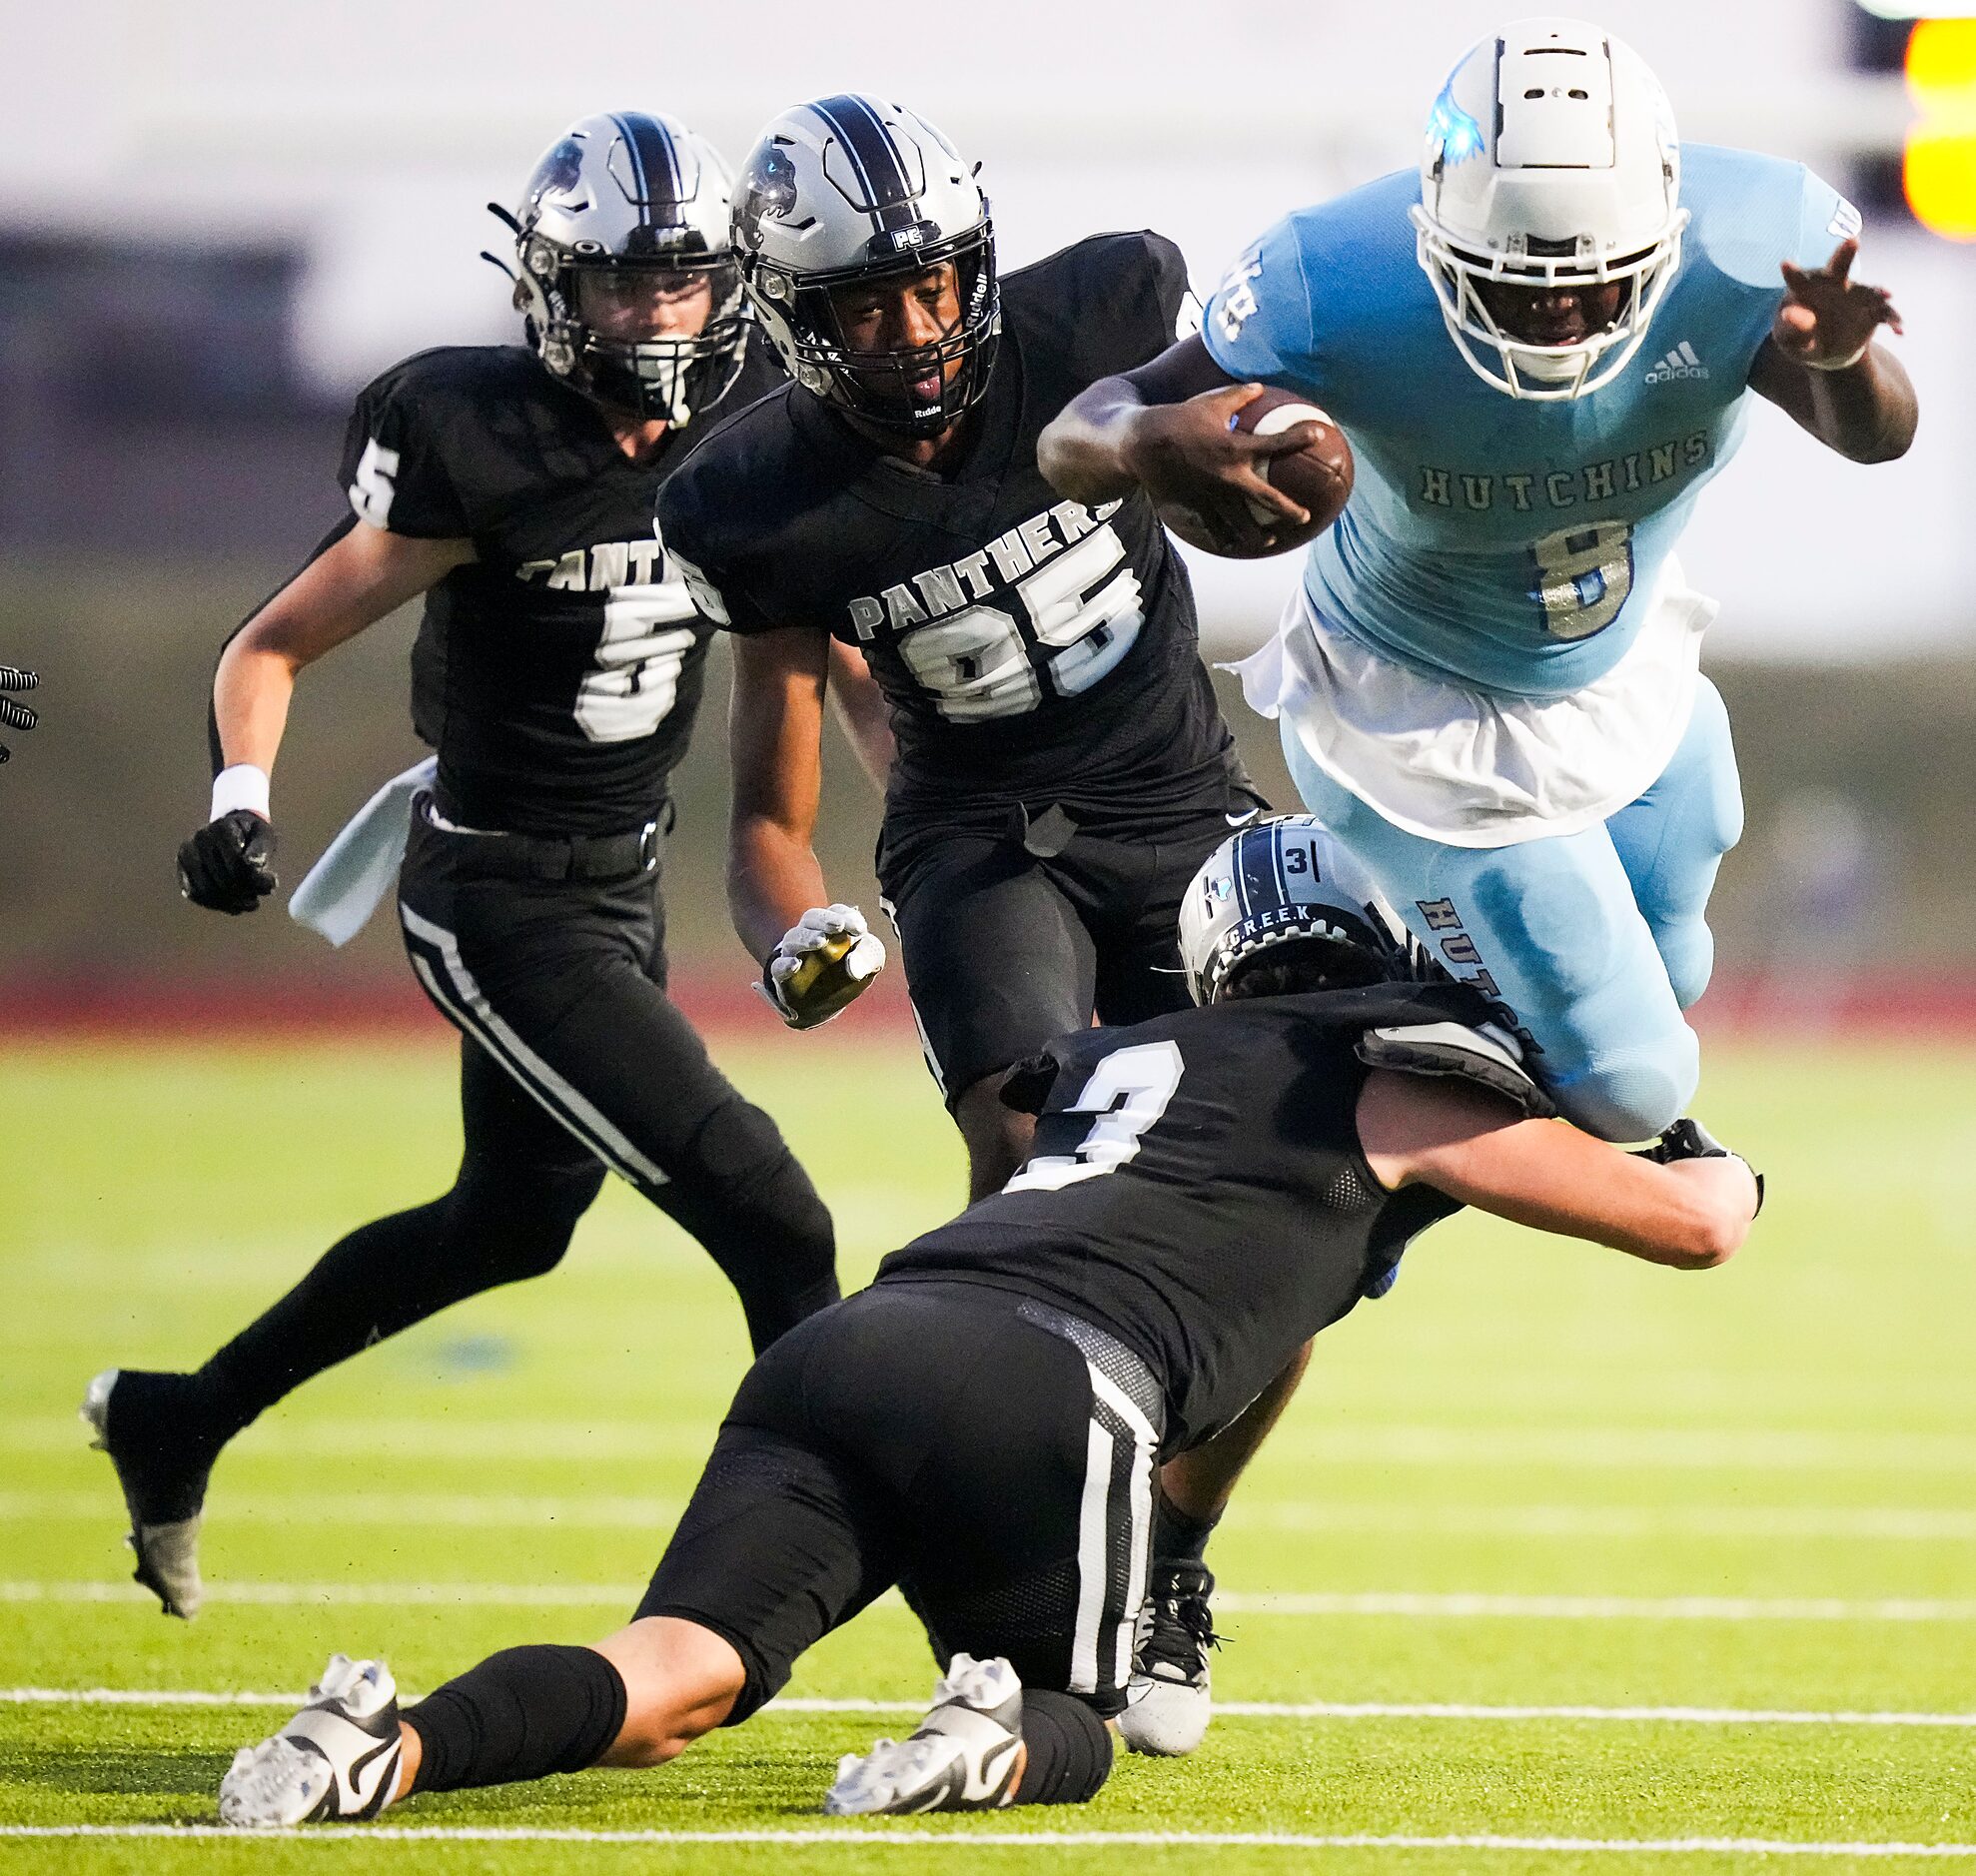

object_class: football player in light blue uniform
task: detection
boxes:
[1040,15,1915,1140]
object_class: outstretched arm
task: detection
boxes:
[1037,336,1320,554]
[180,521,471,915]
[1357,1070,1759,1270]
[213,522,472,780]
[1747,239,1915,465]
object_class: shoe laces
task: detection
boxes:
[1139,1566,1222,1677]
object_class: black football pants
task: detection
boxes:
[635,1281,1163,1729]
[195,811,837,1440]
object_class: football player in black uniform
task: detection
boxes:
[83,113,839,1623]
[0,665,36,761]
[217,817,1762,1826]
[657,98,1317,1748]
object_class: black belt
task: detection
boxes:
[419,796,664,883]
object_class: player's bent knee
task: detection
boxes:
[1655,918,1716,1013]
[451,1163,600,1286]
[591,1618,748,1767]
[1549,1033,1698,1144]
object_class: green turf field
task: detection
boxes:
[2,1030,1973,1873]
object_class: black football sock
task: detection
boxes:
[1014,1690,1115,1806]
[1152,1493,1220,1569]
[643,1101,839,1355]
[195,1161,598,1439]
[406,1645,628,1794]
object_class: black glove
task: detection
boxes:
[1634,1118,1764,1216]
[0,666,37,763]
[178,810,279,914]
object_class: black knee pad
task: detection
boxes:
[1016,1688,1115,1806]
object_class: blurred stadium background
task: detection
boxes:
[4,2,1976,1861]
[1,0,1974,1017]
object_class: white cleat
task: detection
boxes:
[824,1653,1026,1815]
[218,1654,404,1827]
[1118,1561,1218,1757]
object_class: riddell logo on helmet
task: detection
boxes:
[1644,341,1709,384]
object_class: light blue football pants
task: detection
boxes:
[1282,677,1743,1142]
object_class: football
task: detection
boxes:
[1161,389,1354,560]
[1234,389,1354,549]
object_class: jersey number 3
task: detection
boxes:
[1004,1041,1185,1194]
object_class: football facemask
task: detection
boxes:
[499,112,748,426]
[1179,817,1408,1007]
[734,96,1001,437]
[1410,18,1688,401]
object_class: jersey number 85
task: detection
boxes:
[897,524,1144,722]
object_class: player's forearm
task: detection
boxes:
[1448,1146,1752,1271]
[1802,346,1916,464]
[825,643,896,793]
[211,633,301,779]
[727,817,830,965]
[1036,380,1150,504]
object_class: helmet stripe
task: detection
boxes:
[611,112,685,223]
[809,93,914,220]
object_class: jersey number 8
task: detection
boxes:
[897,524,1145,721]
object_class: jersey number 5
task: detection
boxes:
[1004,1041,1185,1194]
[574,586,698,743]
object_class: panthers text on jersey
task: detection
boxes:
[1203,146,1857,700]
[876,980,1481,1454]
[338,333,781,835]
[657,234,1244,825]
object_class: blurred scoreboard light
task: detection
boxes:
[1904,18,1976,237]
[1852,2,1976,239]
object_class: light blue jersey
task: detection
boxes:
[1204,145,1856,699]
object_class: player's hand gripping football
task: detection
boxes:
[1774,239,1902,371]
[0,666,37,762]
[1121,383,1325,555]
[178,811,279,915]
[759,904,886,1030]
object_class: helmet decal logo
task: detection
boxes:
[736,144,799,254]
[525,138,587,211]
[1427,81,1485,169]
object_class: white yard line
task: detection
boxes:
[2,1824,1974,1855]
[10,1580,1976,1619]
[17,1486,1976,1541]
[9,1687,1976,1728]
[0,1491,682,1528]
[18,1418,1976,1470]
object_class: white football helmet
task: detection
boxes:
[1409,18,1688,401]
[732,95,1000,435]
[1179,817,1406,1007]
[497,112,746,425]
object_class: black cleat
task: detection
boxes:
[80,1368,225,1619]
[1119,1560,1221,1756]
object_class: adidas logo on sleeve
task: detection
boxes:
[1644,341,1709,384]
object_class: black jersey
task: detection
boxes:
[337,335,781,836]
[656,234,1243,825]
[876,982,1487,1453]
